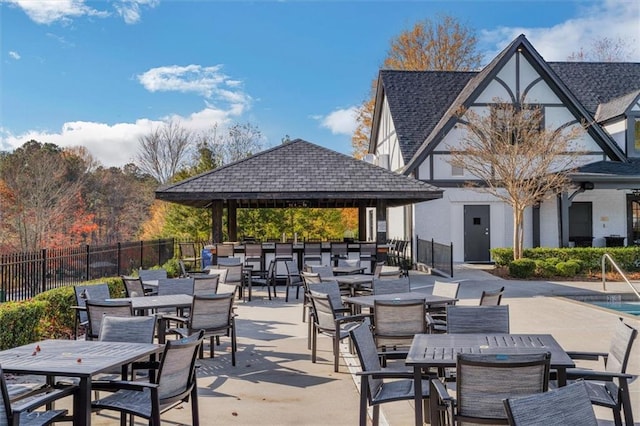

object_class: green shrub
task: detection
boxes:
[567,258,584,272]
[162,258,182,278]
[508,258,536,278]
[556,260,581,277]
[0,300,47,350]
[534,259,557,278]
[490,248,513,267]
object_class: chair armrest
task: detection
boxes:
[162,314,189,324]
[379,350,409,361]
[11,385,77,415]
[70,305,86,312]
[356,369,430,380]
[430,378,454,403]
[566,351,607,361]
[335,313,372,324]
[92,380,159,392]
[566,368,633,382]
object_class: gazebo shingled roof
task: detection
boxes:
[155,139,442,208]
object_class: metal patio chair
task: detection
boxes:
[480,286,505,306]
[85,299,134,341]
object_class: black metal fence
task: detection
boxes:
[416,237,453,277]
[0,238,175,302]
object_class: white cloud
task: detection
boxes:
[113,0,159,24]
[137,64,252,114]
[481,0,639,61]
[317,106,358,135]
[8,51,20,60]
[4,0,157,25]
[0,107,236,168]
[4,0,108,25]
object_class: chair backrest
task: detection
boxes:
[121,276,146,298]
[309,290,339,331]
[337,258,360,268]
[193,274,219,296]
[309,264,334,279]
[330,242,348,259]
[304,242,322,256]
[372,261,385,279]
[480,286,505,306]
[373,299,426,348]
[206,268,228,283]
[301,271,322,285]
[446,305,510,334]
[157,278,195,296]
[503,381,597,426]
[74,283,111,323]
[189,294,234,331]
[275,243,293,257]
[98,315,156,343]
[138,268,168,281]
[349,323,384,404]
[156,330,205,401]
[215,243,235,258]
[217,282,238,297]
[179,242,197,258]
[244,243,263,259]
[85,299,133,340]
[605,317,638,374]
[456,352,551,423]
[373,278,411,295]
[285,260,302,285]
[432,280,460,300]
[219,264,243,284]
[217,257,242,266]
[359,243,377,257]
[308,281,343,312]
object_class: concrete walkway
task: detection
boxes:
[87,265,639,425]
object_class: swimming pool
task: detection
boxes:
[565,294,640,317]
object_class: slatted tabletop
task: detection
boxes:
[344,291,457,308]
[112,294,193,311]
[0,339,162,425]
[406,333,575,426]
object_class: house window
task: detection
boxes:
[635,118,640,151]
[451,165,464,176]
[491,104,543,144]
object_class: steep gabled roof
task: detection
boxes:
[391,35,631,174]
[372,70,475,164]
[156,139,442,208]
[549,63,640,115]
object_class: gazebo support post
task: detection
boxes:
[228,200,238,242]
[211,201,223,244]
[376,200,388,263]
[358,204,367,241]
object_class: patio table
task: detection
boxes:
[332,274,374,296]
[343,291,457,309]
[405,333,575,425]
[0,339,162,425]
[332,265,366,275]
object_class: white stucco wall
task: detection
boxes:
[572,189,628,246]
[603,119,628,154]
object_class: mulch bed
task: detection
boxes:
[486,266,639,282]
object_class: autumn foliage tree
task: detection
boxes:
[352,15,483,158]
[448,101,586,260]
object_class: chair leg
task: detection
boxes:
[359,377,369,426]
[285,282,290,302]
[191,384,200,426]
[208,337,213,359]
[372,405,380,426]
[333,335,340,372]
[613,407,622,426]
[231,325,237,367]
[311,324,317,363]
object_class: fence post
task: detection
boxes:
[450,242,454,278]
[117,242,122,276]
[431,238,435,269]
[85,245,90,281]
[41,248,47,295]
[0,255,4,302]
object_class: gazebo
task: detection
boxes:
[155,139,442,244]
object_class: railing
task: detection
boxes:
[0,238,175,302]
[601,253,640,300]
[416,237,453,278]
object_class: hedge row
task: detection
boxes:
[491,246,640,272]
[0,277,124,350]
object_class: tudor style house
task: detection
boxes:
[368,34,640,262]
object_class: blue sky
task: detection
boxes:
[1,0,639,167]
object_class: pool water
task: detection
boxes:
[590,301,640,316]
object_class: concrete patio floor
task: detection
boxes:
[84,264,639,425]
